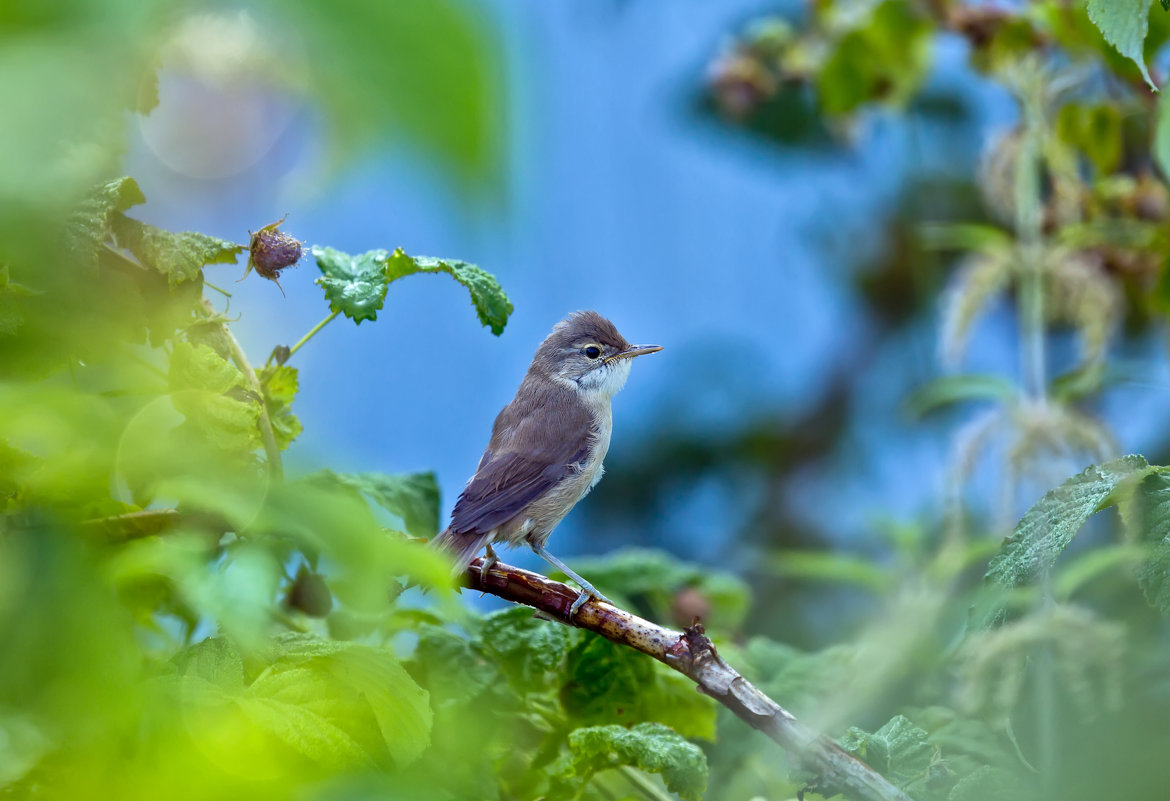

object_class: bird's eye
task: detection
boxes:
[584,345,602,359]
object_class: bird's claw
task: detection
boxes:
[569,587,611,619]
[480,545,499,582]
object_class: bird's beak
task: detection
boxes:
[606,344,663,363]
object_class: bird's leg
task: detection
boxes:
[530,543,611,617]
[481,542,499,581]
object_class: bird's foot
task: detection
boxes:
[480,544,499,582]
[569,586,612,618]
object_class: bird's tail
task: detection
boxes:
[430,527,492,575]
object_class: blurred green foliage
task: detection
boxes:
[9,1,1170,801]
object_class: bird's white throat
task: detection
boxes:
[576,357,633,400]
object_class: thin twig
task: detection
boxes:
[465,557,914,801]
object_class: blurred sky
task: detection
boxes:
[124,1,1170,575]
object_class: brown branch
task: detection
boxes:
[466,556,913,801]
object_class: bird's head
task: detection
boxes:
[531,311,662,399]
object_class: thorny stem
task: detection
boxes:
[204,300,284,482]
[466,557,914,801]
[268,310,340,367]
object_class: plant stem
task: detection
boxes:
[268,309,340,367]
[1015,80,1047,406]
[204,280,232,298]
[206,301,284,482]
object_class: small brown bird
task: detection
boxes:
[432,311,662,615]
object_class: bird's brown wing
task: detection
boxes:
[448,401,594,539]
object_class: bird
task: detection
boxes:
[432,310,662,616]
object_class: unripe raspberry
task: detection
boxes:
[242,215,303,295]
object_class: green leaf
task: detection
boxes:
[987,455,1152,588]
[278,1,502,180]
[740,637,854,718]
[1155,90,1170,181]
[259,365,303,451]
[248,634,433,769]
[173,636,246,691]
[313,246,390,323]
[1120,471,1170,616]
[66,176,146,266]
[948,766,1030,801]
[0,264,37,337]
[918,223,1013,253]
[478,606,576,688]
[1087,0,1157,90]
[815,1,932,115]
[1056,103,1123,174]
[0,439,38,511]
[840,715,935,787]
[904,374,1017,418]
[766,549,896,593]
[169,341,262,452]
[562,633,717,740]
[170,341,246,395]
[308,469,440,538]
[385,248,512,335]
[112,215,243,286]
[554,723,708,801]
[411,623,502,703]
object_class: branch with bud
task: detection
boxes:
[465,556,914,801]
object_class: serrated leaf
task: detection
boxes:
[66,176,146,266]
[1087,0,1157,90]
[112,215,244,286]
[173,637,246,691]
[987,455,1151,589]
[259,365,302,450]
[477,607,577,688]
[1121,470,1170,616]
[255,635,432,768]
[169,341,262,452]
[308,469,440,538]
[170,341,246,394]
[313,246,390,323]
[562,633,717,740]
[554,723,708,801]
[840,715,935,787]
[411,624,502,703]
[385,248,512,335]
